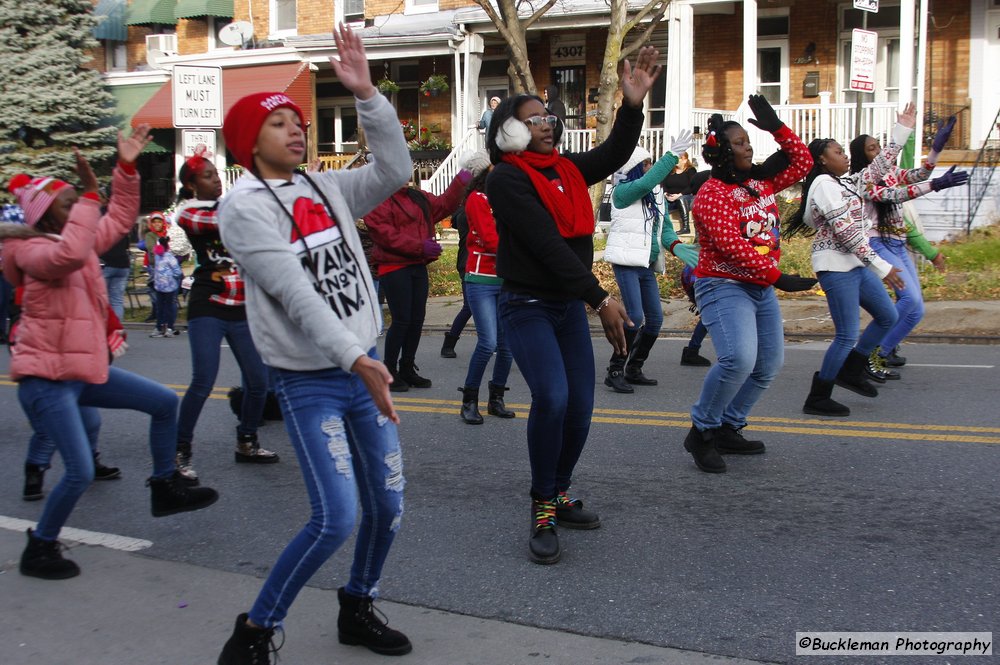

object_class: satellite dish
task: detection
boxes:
[218,21,254,47]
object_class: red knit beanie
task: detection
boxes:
[7,174,73,227]
[223,92,305,170]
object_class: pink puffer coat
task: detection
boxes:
[2,166,140,383]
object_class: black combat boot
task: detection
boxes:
[459,386,484,424]
[337,587,412,655]
[20,528,80,580]
[487,382,516,418]
[683,425,726,473]
[625,331,659,385]
[398,359,431,388]
[148,471,219,517]
[217,613,279,665]
[528,495,561,564]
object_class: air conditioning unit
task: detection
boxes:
[145,34,178,56]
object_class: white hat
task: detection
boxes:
[614,146,652,183]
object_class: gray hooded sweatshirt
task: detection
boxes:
[217,93,411,372]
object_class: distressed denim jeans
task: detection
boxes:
[248,350,405,628]
[690,278,784,431]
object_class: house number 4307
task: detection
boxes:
[554,45,584,58]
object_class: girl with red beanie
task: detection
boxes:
[215,25,413,664]
[1,126,218,581]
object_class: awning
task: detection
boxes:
[131,62,314,130]
[125,0,176,26]
[108,83,172,153]
[93,0,128,41]
[174,0,234,20]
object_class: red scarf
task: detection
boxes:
[501,150,594,238]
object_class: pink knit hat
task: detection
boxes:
[223,92,305,170]
[7,174,73,227]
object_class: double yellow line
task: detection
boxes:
[3,377,998,445]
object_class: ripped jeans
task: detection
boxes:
[248,349,405,629]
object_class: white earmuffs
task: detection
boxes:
[495,117,531,154]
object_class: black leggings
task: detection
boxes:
[380,264,429,369]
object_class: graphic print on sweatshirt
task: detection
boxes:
[733,184,780,259]
[289,196,367,319]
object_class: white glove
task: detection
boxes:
[669,129,694,157]
[460,149,492,177]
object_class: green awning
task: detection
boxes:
[93,0,128,41]
[125,0,176,26]
[108,83,171,153]
[174,0,233,19]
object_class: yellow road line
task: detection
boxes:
[3,377,997,444]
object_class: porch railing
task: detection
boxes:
[966,103,1000,234]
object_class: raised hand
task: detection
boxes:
[669,129,694,157]
[330,23,375,100]
[897,102,917,129]
[931,116,957,153]
[118,123,151,164]
[746,94,784,133]
[73,148,99,194]
[621,46,662,109]
[930,165,969,191]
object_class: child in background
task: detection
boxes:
[151,235,182,337]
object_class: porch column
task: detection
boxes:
[461,33,485,145]
[914,0,929,158]
[898,0,916,108]
[742,0,758,101]
[665,0,695,135]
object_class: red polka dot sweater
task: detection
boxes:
[691,125,812,286]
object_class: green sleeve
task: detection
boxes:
[612,152,680,208]
[904,215,939,261]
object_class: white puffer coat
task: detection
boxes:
[604,187,662,268]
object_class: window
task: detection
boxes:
[405,0,437,16]
[549,66,586,130]
[317,106,359,153]
[208,17,232,50]
[838,3,916,104]
[105,41,127,71]
[271,0,296,36]
[344,0,364,21]
[756,44,787,105]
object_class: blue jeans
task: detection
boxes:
[380,264,429,369]
[1,273,13,340]
[500,292,593,499]
[26,405,101,469]
[690,278,784,431]
[177,316,267,446]
[870,237,923,354]
[448,279,473,338]
[462,281,513,388]
[611,264,663,334]
[155,290,177,330]
[688,320,708,348]
[248,351,404,628]
[816,268,899,381]
[17,367,178,541]
[102,266,130,322]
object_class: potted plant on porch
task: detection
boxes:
[418,74,449,97]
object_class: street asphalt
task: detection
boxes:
[1,299,997,665]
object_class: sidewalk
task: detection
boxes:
[422,295,1000,342]
[0,526,766,665]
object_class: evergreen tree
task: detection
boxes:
[0,0,118,188]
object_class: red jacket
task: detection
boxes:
[2,165,140,382]
[463,191,498,277]
[363,172,469,272]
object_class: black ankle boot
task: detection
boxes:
[835,349,879,398]
[605,329,636,393]
[20,528,80,580]
[680,345,712,366]
[554,491,600,529]
[884,345,906,367]
[625,331,658,385]
[388,368,410,392]
[92,452,122,480]
[529,496,561,564]
[487,382,516,418]
[440,332,459,358]
[803,372,851,417]
[337,587,413,655]
[217,613,279,665]
[459,386,484,424]
[23,463,45,501]
[148,471,219,517]
[715,424,766,455]
[683,425,726,473]
[398,360,431,388]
